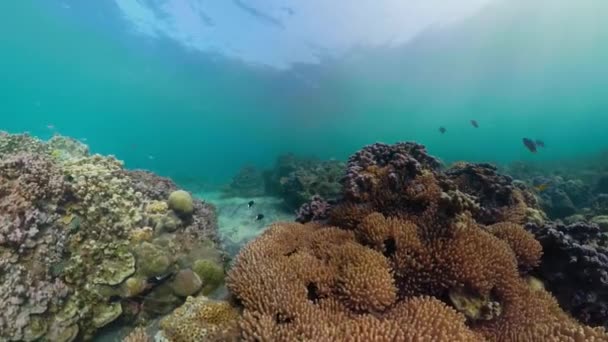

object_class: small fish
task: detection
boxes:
[148,272,174,285]
[535,140,545,148]
[439,127,447,134]
[148,155,155,160]
[255,214,264,221]
[534,183,550,192]
[470,120,479,128]
[80,138,88,142]
[248,200,255,208]
[522,138,537,153]
[47,124,55,130]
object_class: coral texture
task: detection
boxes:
[526,221,608,329]
[228,142,607,341]
[159,296,239,341]
[0,133,224,341]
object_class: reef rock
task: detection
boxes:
[0,132,224,341]
[591,215,608,231]
[526,221,608,329]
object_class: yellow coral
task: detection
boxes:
[146,200,168,214]
[160,296,239,342]
[129,227,153,243]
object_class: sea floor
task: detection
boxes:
[198,192,296,258]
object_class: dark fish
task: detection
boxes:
[248,200,255,208]
[148,272,174,285]
[439,127,447,134]
[522,138,537,153]
[470,120,479,128]
[535,140,545,148]
[255,214,264,221]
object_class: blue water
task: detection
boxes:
[2,0,608,187]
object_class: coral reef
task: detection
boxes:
[227,142,607,341]
[295,195,334,223]
[0,133,224,341]
[222,164,265,198]
[123,327,150,342]
[526,221,608,329]
[264,153,344,209]
[503,155,608,221]
[158,296,239,341]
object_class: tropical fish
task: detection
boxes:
[522,138,537,153]
[439,127,447,134]
[535,140,545,148]
[470,120,479,128]
[255,214,265,221]
[47,124,55,130]
[248,200,255,208]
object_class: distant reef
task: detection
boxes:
[222,153,344,211]
[0,132,226,341]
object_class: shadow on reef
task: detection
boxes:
[222,142,607,341]
[0,132,227,341]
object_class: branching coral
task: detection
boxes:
[228,142,607,341]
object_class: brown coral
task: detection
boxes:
[487,222,542,272]
[227,142,606,341]
[229,216,608,341]
[159,296,239,342]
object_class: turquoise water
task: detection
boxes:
[2,0,608,186]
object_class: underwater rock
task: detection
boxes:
[526,221,608,329]
[594,174,608,194]
[169,269,203,297]
[591,215,608,231]
[544,188,577,219]
[168,190,194,217]
[223,164,265,197]
[564,214,586,225]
